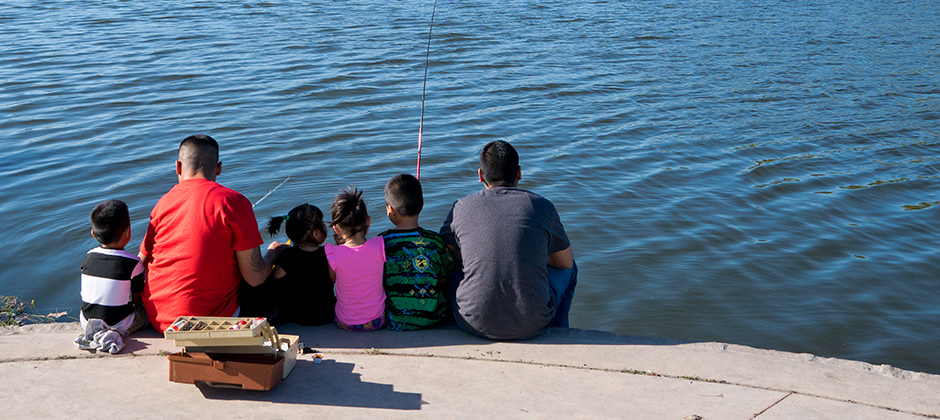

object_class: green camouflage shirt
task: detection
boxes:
[378,227,455,330]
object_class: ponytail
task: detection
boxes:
[266,214,289,237]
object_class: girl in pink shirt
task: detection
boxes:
[325,187,387,331]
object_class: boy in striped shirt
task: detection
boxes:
[79,200,149,337]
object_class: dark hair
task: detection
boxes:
[480,140,519,187]
[90,200,130,245]
[384,174,423,217]
[178,134,220,173]
[330,187,369,237]
[266,204,326,246]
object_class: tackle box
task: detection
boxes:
[165,317,300,390]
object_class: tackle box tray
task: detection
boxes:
[164,316,272,347]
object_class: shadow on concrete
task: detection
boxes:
[113,319,689,360]
[275,322,688,352]
[196,359,423,410]
[121,328,168,354]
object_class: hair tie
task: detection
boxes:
[282,214,289,221]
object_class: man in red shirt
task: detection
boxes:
[139,135,281,333]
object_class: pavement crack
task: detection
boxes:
[749,391,793,419]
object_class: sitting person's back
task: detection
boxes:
[270,246,334,325]
[379,174,454,330]
[241,204,335,325]
[441,141,577,340]
[79,200,148,335]
[75,200,150,354]
[324,187,387,332]
[139,135,281,333]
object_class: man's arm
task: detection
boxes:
[236,243,284,287]
[547,246,574,270]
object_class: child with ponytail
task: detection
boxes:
[325,187,387,331]
[240,204,335,325]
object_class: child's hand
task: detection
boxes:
[262,241,289,265]
[267,241,288,251]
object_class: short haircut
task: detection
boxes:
[90,200,130,245]
[330,187,369,236]
[480,140,519,187]
[384,174,423,217]
[178,134,219,173]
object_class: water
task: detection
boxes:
[2,0,938,373]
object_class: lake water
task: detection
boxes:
[2,0,938,374]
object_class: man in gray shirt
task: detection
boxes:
[441,140,577,340]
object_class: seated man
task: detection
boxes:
[139,135,281,333]
[441,140,577,340]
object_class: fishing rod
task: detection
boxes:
[416,0,439,180]
[252,175,291,208]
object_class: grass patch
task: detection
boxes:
[1,296,66,326]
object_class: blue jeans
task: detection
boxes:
[448,260,579,331]
[547,260,578,328]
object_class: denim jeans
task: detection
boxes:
[448,260,579,332]
[547,260,578,328]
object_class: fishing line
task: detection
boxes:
[252,175,291,208]
[416,0,439,180]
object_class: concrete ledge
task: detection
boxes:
[1,322,937,419]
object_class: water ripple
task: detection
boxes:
[1,0,939,374]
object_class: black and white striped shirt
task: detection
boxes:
[80,247,144,327]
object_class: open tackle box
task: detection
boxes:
[164,316,299,390]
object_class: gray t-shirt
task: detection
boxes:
[441,186,570,340]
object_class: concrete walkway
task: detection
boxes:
[1,322,937,419]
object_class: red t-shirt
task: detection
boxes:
[140,179,263,333]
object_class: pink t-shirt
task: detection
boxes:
[325,236,386,325]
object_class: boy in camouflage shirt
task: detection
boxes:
[378,174,454,330]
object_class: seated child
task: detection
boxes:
[76,200,149,353]
[240,204,335,325]
[378,174,454,330]
[324,187,387,331]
